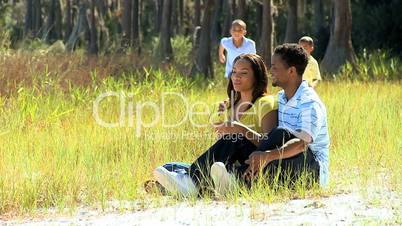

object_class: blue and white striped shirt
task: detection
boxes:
[278,81,330,186]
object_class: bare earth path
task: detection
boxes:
[2,191,400,226]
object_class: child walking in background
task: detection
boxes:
[299,36,322,88]
[219,19,256,78]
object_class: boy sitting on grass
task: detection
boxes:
[212,44,330,195]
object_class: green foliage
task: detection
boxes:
[338,50,402,81]
[171,35,192,66]
[0,3,14,50]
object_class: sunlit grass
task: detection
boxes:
[0,65,400,215]
[0,43,401,215]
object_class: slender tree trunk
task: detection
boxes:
[45,0,54,41]
[54,0,62,40]
[255,1,263,45]
[132,0,140,53]
[231,0,236,19]
[24,0,34,37]
[96,0,107,15]
[72,0,78,30]
[33,0,42,36]
[236,0,246,20]
[122,0,132,47]
[171,0,178,35]
[194,0,201,27]
[65,0,73,41]
[24,0,42,37]
[321,0,356,74]
[212,0,223,44]
[313,0,324,35]
[66,3,90,51]
[222,0,232,37]
[95,0,109,51]
[297,0,306,35]
[154,0,163,33]
[191,0,215,77]
[259,0,273,67]
[158,0,173,61]
[88,0,98,54]
[45,0,62,42]
[284,0,298,43]
[178,0,184,34]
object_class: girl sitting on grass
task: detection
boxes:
[153,53,278,197]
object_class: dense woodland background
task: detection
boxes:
[0,0,401,78]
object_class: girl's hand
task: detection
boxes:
[218,100,228,114]
[213,122,236,135]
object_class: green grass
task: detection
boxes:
[0,41,401,215]
[0,65,400,215]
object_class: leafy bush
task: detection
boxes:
[338,50,402,81]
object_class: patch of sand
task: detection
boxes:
[2,192,400,226]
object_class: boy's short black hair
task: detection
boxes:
[273,43,308,77]
[299,36,314,47]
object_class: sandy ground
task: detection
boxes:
[2,190,400,226]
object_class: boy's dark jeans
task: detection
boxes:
[189,128,320,190]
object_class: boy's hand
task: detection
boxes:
[243,151,271,180]
[219,54,226,64]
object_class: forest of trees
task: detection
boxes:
[0,0,401,77]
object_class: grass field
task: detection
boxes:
[0,53,401,216]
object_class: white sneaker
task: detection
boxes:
[210,162,236,196]
[153,166,198,197]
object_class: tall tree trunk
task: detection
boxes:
[255,1,263,45]
[222,0,232,37]
[321,0,356,74]
[88,0,98,54]
[66,3,90,51]
[212,0,223,44]
[178,0,184,34]
[122,0,132,47]
[154,0,163,33]
[24,0,42,37]
[24,0,34,37]
[313,0,324,35]
[96,0,107,15]
[65,0,73,41]
[45,0,55,41]
[259,0,273,67]
[171,0,178,35]
[297,0,306,35]
[236,0,246,20]
[33,0,42,36]
[132,0,140,53]
[194,0,201,27]
[45,0,62,42]
[284,0,298,43]
[231,0,236,20]
[191,0,215,78]
[95,0,109,52]
[158,0,173,61]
